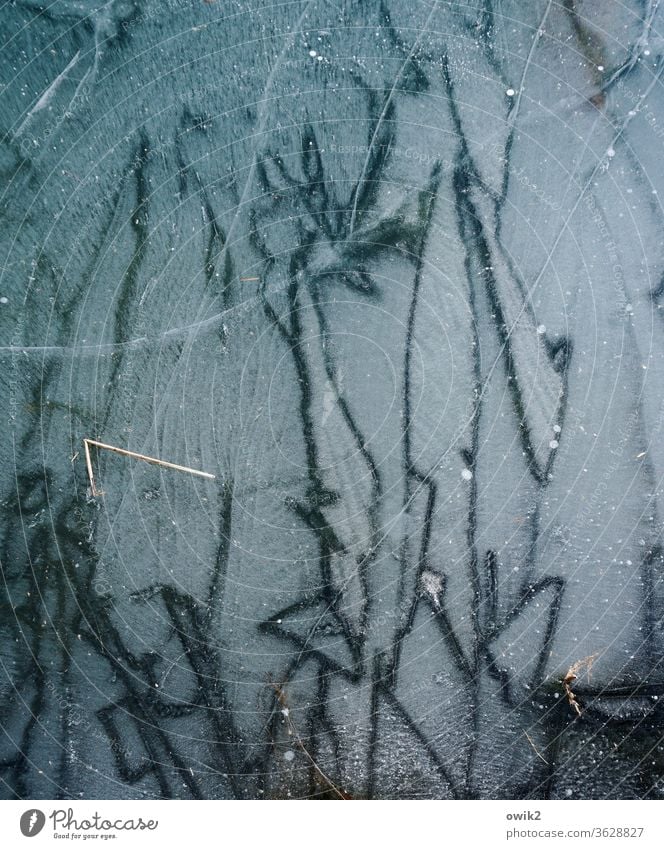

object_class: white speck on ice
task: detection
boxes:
[461,468,473,481]
[0,297,8,304]
[421,570,444,600]
[309,50,317,57]
[549,440,559,449]
[553,424,561,433]
[283,750,295,761]
[537,324,546,334]
[506,88,515,96]
[607,147,615,158]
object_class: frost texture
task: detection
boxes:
[1,0,664,799]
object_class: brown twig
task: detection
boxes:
[524,730,549,764]
[269,682,349,800]
[83,438,215,497]
[562,653,598,717]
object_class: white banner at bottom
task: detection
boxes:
[0,799,662,848]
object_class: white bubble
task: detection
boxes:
[537,324,546,334]
[549,440,559,449]
[309,49,317,57]
[461,468,473,481]
[506,88,515,97]
[283,750,295,761]
[0,297,8,304]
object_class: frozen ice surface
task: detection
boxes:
[1,0,664,799]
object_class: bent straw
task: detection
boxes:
[83,438,215,497]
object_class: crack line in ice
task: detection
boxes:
[0,295,267,355]
[478,57,664,412]
[14,50,82,136]
[348,0,440,234]
[506,0,553,131]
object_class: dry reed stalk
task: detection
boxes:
[83,438,215,496]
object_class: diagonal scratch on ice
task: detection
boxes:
[210,0,316,263]
[506,0,553,132]
[528,57,664,297]
[479,0,652,162]
[0,297,256,355]
[603,0,659,91]
[14,50,82,136]
[479,59,664,414]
